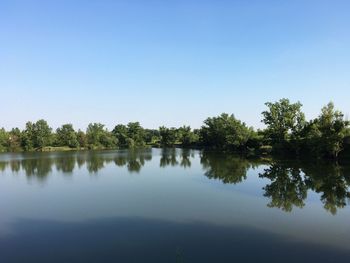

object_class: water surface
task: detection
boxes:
[1,148,350,262]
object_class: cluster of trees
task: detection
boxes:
[0,120,199,152]
[0,98,349,159]
[197,99,349,159]
[261,99,350,158]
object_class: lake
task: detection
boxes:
[1,148,350,262]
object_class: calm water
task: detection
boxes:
[1,148,350,263]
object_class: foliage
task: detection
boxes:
[126,122,146,147]
[200,113,253,151]
[0,99,348,160]
[177,126,199,146]
[159,126,178,146]
[56,124,79,148]
[262,98,305,151]
[0,128,9,152]
[86,123,117,149]
[144,129,160,144]
[8,128,22,151]
[21,120,52,150]
[112,124,128,147]
[112,122,146,148]
[77,130,88,148]
[21,122,35,151]
[303,102,349,158]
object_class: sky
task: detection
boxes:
[1,0,349,130]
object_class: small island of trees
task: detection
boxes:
[1,98,349,159]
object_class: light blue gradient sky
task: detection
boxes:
[1,0,349,130]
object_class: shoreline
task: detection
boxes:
[1,145,349,163]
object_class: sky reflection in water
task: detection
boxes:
[0,148,350,262]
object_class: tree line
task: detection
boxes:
[0,98,349,159]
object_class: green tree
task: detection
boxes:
[112,123,145,148]
[246,129,264,151]
[24,120,52,149]
[86,123,104,147]
[305,102,349,158]
[100,131,117,148]
[86,123,117,149]
[262,99,305,149]
[56,124,79,148]
[8,128,22,151]
[77,130,87,148]
[0,128,9,152]
[177,126,199,146]
[112,124,128,147]
[144,129,160,145]
[200,113,253,150]
[21,122,35,151]
[127,122,145,147]
[159,126,178,146]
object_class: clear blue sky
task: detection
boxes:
[1,0,349,130]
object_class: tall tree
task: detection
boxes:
[112,124,128,147]
[56,124,79,148]
[0,128,9,152]
[86,123,117,149]
[177,126,198,146]
[127,122,145,147]
[262,98,305,151]
[77,130,87,148]
[144,129,160,145]
[21,122,35,151]
[24,120,52,149]
[8,128,22,151]
[200,113,253,150]
[159,126,178,146]
[307,102,349,158]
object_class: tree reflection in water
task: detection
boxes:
[0,149,153,178]
[200,151,252,184]
[55,155,76,174]
[180,149,192,168]
[199,151,350,214]
[21,158,53,181]
[303,163,350,215]
[0,149,350,214]
[159,148,195,169]
[259,160,350,214]
[259,163,307,212]
[114,149,152,173]
[160,148,179,167]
